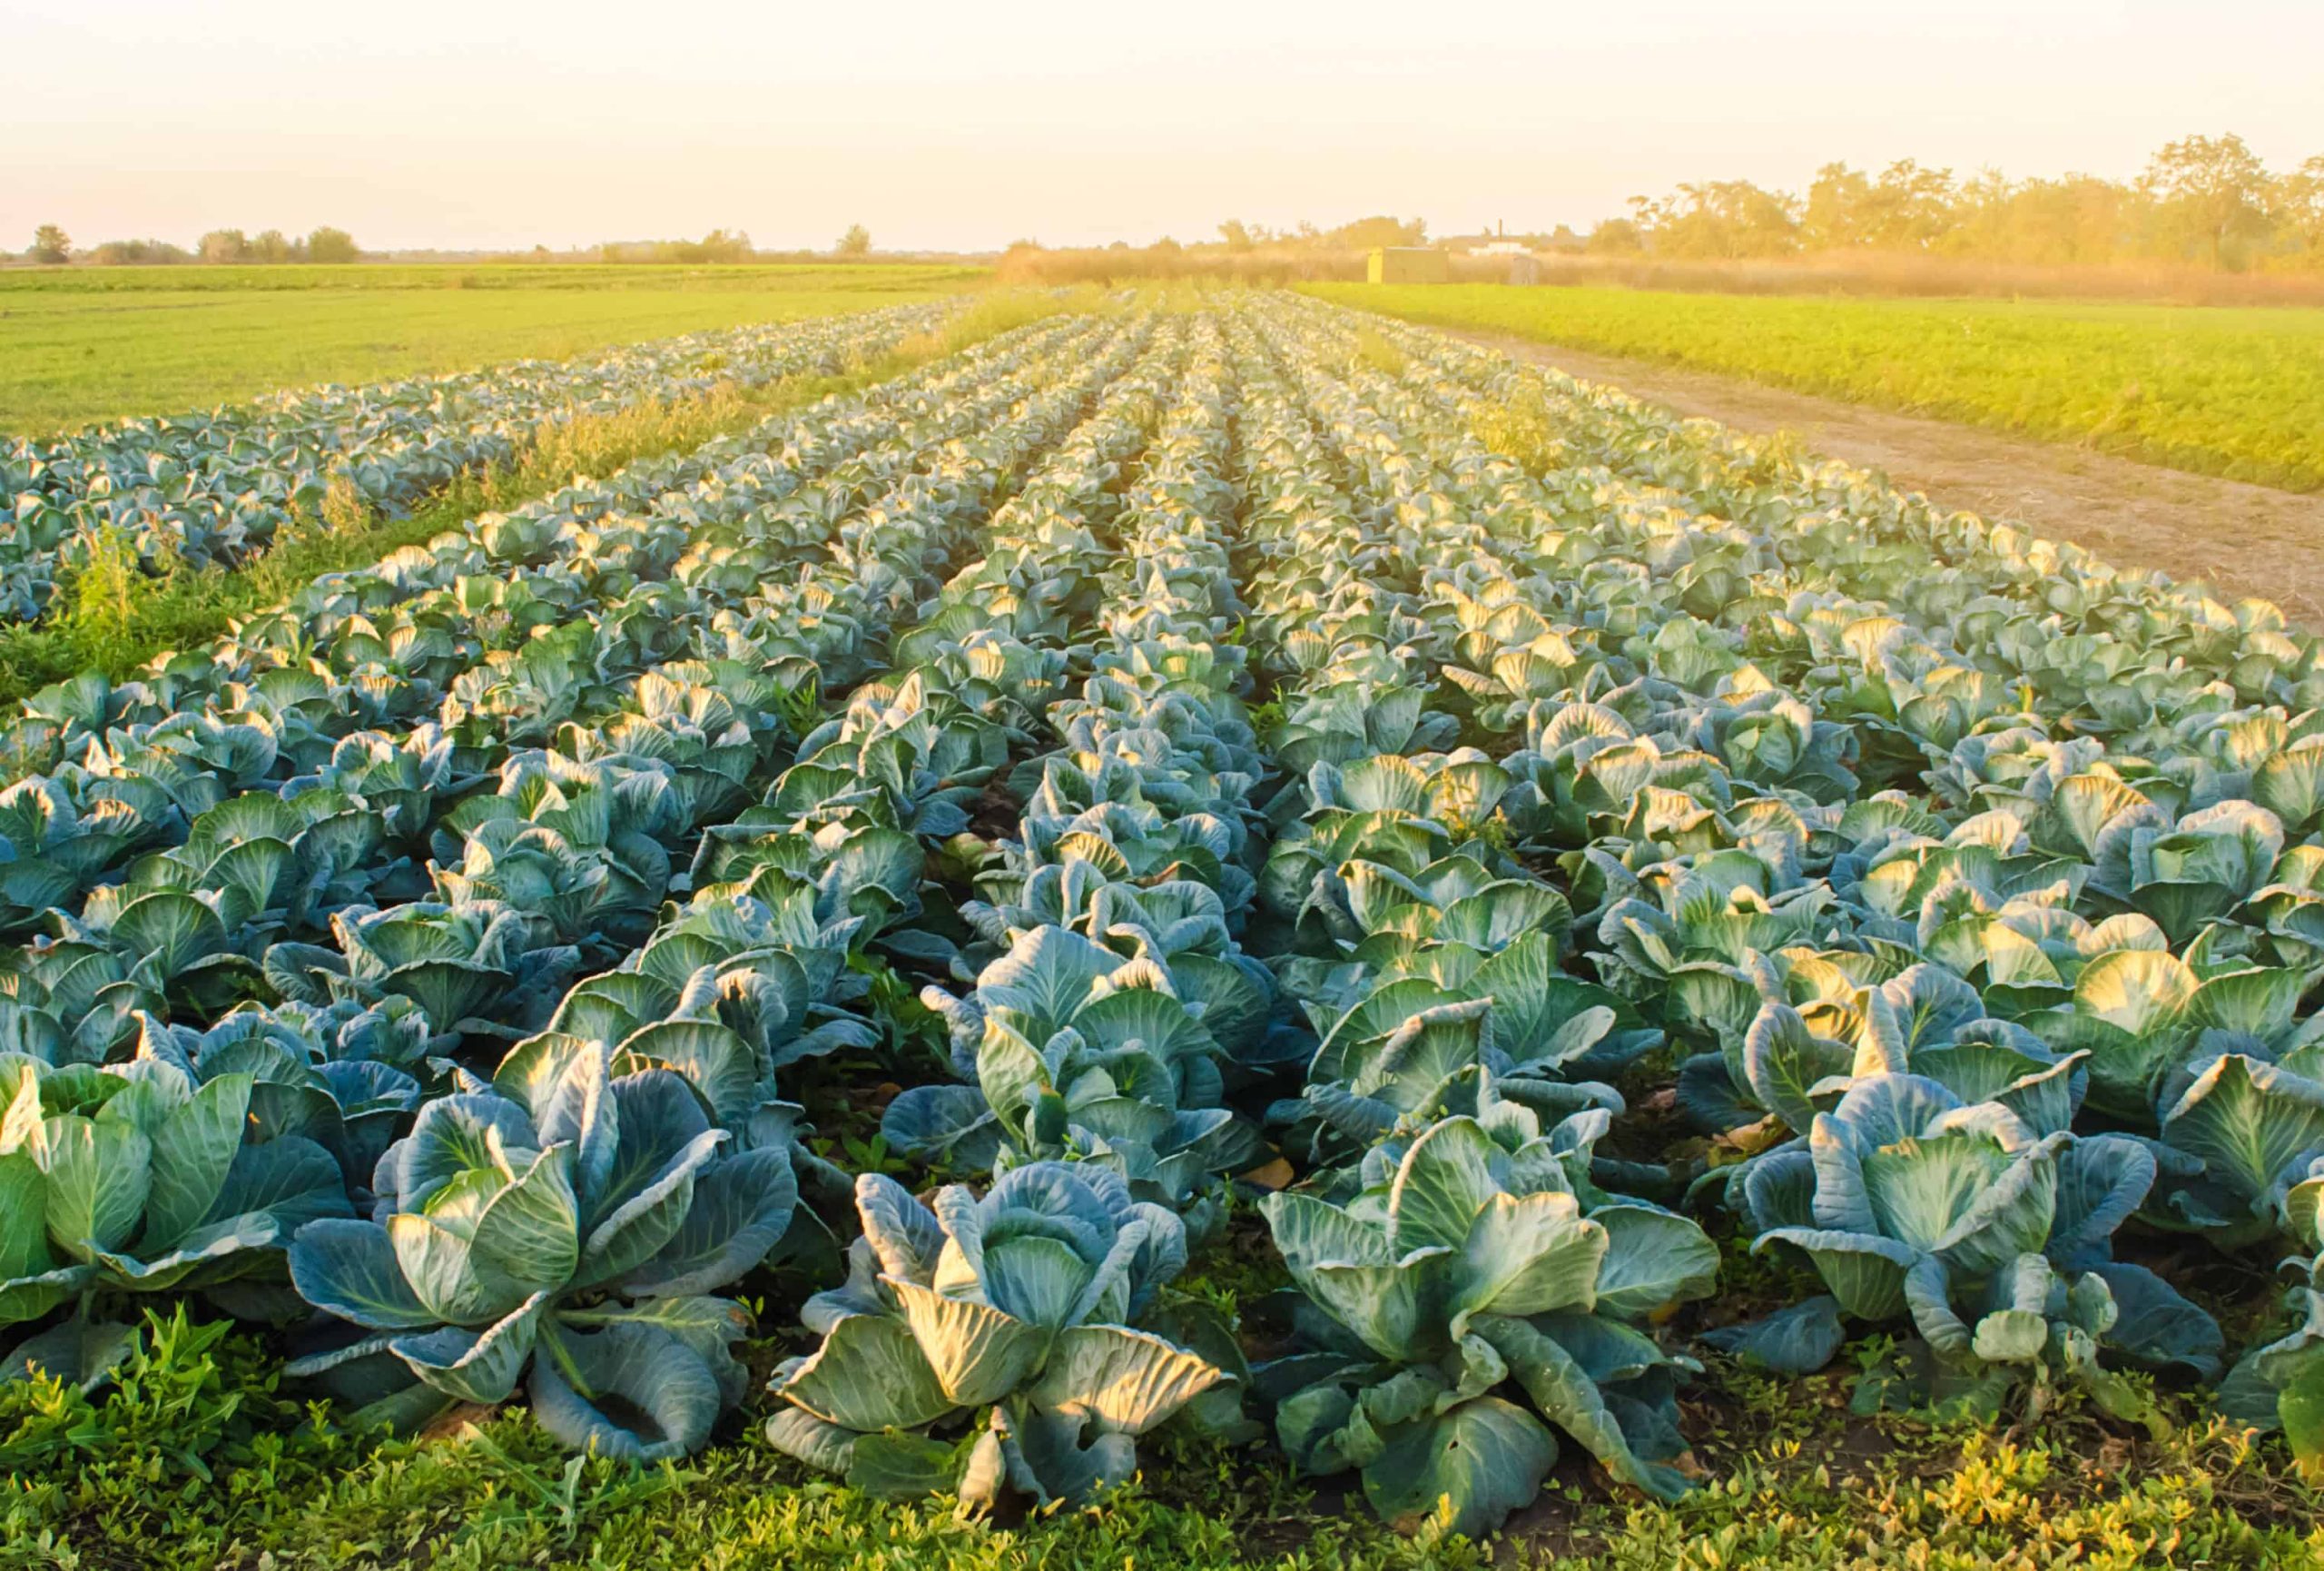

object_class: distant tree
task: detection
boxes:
[1217,218,1256,252]
[198,228,250,262]
[1636,182,1798,259]
[29,224,71,264]
[1583,217,1644,255]
[1801,163,1870,249]
[306,226,359,263]
[1940,169,2012,257]
[250,229,297,263]
[1857,159,1957,251]
[686,228,752,262]
[835,222,872,256]
[1323,215,1426,249]
[2001,173,2134,265]
[90,238,192,264]
[1569,132,2324,275]
[2272,154,2324,262]
[2143,133,2272,268]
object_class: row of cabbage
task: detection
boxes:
[757,315,1275,1508]
[750,303,1740,1531]
[764,291,2324,1531]
[1226,307,1729,1534]
[1246,297,2324,1507]
[0,300,953,622]
[1,293,2321,1539]
[0,308,1135,901]
[0,307,1161,1452]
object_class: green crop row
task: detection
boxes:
[1307,282,2324,492]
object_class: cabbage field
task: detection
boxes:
[1,293,2320,1566]
[0,300,950,622]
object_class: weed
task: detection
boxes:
[1472,387,1569,473]
[0,1311,2314,1569]
[57,523,153,648]
[1351,327,1407,378]
[319,469,369,534]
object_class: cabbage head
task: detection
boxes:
[764,1162,1219,1517]
[1259,1112,1716,1538]
[287,1046,795,1458]
[1,1055,349,1384]
[1741,1074,2221,1418]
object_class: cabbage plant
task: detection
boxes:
[2217,1171,2324,1460]
[1280,934,1632,1165]
[287,1048,796,1458]
[265,899,580,1051]
[882,927,1254,1220]
[1,1056,350,1384]
[1259,1112,1716,1537]
[2156,1046,2324,1243]
[2107,800,2285,945]
[1259,752,1521,941]
[763,1163,1220,1515]
[1738,1075,2221,1418]
[772,671,1010,841]
[1682,960,2088,1142]
[1593,848,1838,1038]
[496,835,910,1155]
[0,774,170,938]
[1,304,940,623]
[135,999,431,1199]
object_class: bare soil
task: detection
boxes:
[1458,331,2324,625]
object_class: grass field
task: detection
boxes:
[1306,282,2324,492]
[0,263,985,432]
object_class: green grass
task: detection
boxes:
[0,287,1076,709]
[0,263,987,433]
[5,1308,2315,1571]
[0,263,988,295]
[1306,282,2324,493]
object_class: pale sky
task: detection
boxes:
[5,0,2319,253]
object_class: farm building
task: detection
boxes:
[1366,246,1450,284]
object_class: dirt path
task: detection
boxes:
[1455,331,2324,625]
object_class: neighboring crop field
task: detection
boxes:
[1309,282,2324,492]
[1,295,2320,1569]
[0,262,985,433]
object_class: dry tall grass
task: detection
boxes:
[997,242,2324,308]
[1515,252,2324,308]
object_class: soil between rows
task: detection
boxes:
[1456,330,2324,626]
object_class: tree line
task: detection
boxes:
[1184,133,2319,277]
[1214,215,1427,252]
[17,223,879,267]
[1582,133,2324,272]
[19,224,360,265]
